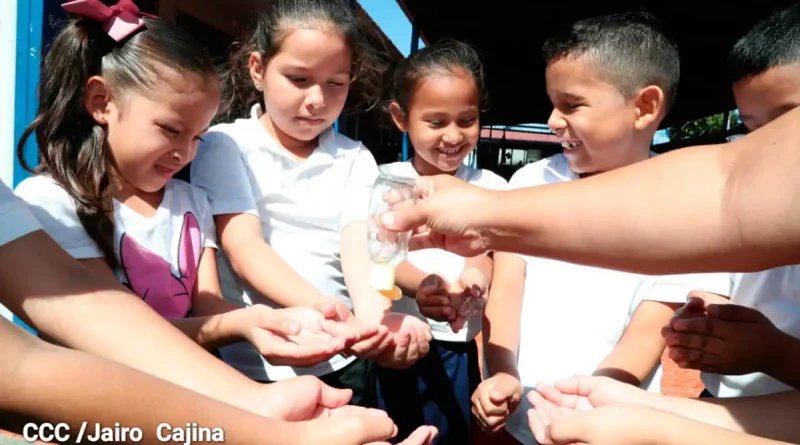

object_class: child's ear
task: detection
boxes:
[389,102,409,132]
[84,76,112,125]
[249,51,265,91]
[633,85,666,131]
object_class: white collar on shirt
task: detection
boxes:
[390,158,474,180]
[246,104,350,160]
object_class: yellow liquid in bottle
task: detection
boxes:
[371,262,402,300]
[378,286,403,301]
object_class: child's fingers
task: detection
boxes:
[404,331,421,364]
[418,305,452,321]
[319,318,379,345]
[348,327,392,359]
[527,408,552,444]
[416,329,431,356]
[668,346,703,365]
[683,293,710,310]
[419,274,448,294]
[449,315,467,332]
[250,335,341,367]
[458,268,487,292]
[477,382,505,417]
[396,426,437,445]
[664,332,709,349]
[314,301,340,319]
[526,390,555,428]
[416,293,453,320]
[318,384,353,409]
[672,316,713,334]
[482,414,511,435]
[253,310,302,336]
[690,290,731,306]
[670,347,727,370]
[472,394,492,431]
[417,293,450,307]
[534,382,574,409]
[416,289,453,321]
[708,303,763,322]
[672,355,724,373]
[379,331,411,369]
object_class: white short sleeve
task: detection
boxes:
[202,208,218,250]
[633,272,734,306]
[340,148,379,228]
[476,170,509,191]
[0,179,42,247]
[508,165,538,189]
[14,176,102,259]
[190,131,259,217]
[191,186,218,250]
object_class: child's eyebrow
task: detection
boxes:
[280,62,312,71]
[559,92,585,101]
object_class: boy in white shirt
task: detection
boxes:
[664,3,800,397]
[469,12,732,444]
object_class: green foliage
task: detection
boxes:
[670,109,740,140]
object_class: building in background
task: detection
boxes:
[4,0,408,190]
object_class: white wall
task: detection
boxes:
[0,1,17,187]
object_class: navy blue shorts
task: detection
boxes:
[376,339,481,444]
[258,358,377,408]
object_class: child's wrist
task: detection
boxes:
[218,307,252,341]
[353,301,391,324]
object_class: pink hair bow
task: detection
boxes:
[62,0,155,42]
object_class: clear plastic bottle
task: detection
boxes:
[366,173,416,300]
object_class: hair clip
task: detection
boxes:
[62,0,156,42]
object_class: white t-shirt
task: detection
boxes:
[0,179,42,248]
[190,105,377,381]
[504,154,732,444]
[0,179,44,322]
[701,266,800,397]
[14,176,217,320]
[380,161,508,342]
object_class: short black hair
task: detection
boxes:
[542,11,680,111]
[728,3,800,83]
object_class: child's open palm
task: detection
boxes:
[527,376,657,444]
[416,269,488,332]
[238,303,379,367]
[373,313,432,369]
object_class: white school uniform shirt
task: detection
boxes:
[0,179,44,322]
[0,179,42,248]
[504,154,732,445]
[701,266,800,397]
[14,176,217,320]
[380,161,508,342]
[190,104,377,381]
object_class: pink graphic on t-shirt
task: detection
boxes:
[119,212,200,320]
